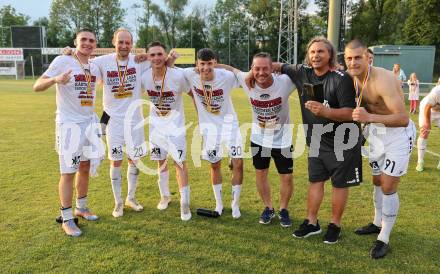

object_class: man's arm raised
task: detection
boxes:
[33,69,72,92]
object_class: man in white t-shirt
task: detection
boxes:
[141,41,191,221]
[416,84,440,171]
[88,28,151,218]
[33,29,104,237]
[182,48,244,218]
[217,52,296,227]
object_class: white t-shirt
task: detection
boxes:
[141,67,189,136]
[236,72,296,148]
[92,53,150,122]
[44,55,101,123]
[183,68,240,136]
[422,85,440,113]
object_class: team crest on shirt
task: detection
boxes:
[260,94,270,99]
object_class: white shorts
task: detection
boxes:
[365,121,416,177]
[202,129,244,163]
[106,118,147,161]
[56,121,104,174]
[149,130,187,163]
[419,102,440,128]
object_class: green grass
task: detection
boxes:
[0,79,439,273]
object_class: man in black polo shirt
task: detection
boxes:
[276,36,362,244]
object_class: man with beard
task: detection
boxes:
[216,52,296,227]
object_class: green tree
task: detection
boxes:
[47,0,124,47]
[347,0,409,45]
[149,0,189,48]
[176,8,209,49]
[208,0,253,69]
[0,5,30,47]
[403,0,440,75]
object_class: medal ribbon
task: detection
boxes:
[73,52,92,94]
[354,65,370,107]
[116,57,129,91]
[152,67,167,113]
[201,78,213,112]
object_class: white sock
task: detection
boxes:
[127,164,139,200]
[378,192,400,244]
[110,166,123,204]
[180,185,190,205]
[61,207,73,221]
[76,196,87,209]
[231,185,241,208]
[417,137,427,164]
[157,170,170,197]
[212,183,223,213]
[373,186,383,227]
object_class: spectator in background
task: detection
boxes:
[393,63,406,87]
[407,73,420,114]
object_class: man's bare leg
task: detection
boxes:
[74,161,98,220]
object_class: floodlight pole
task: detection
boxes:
[327,0,341,52]
[293,0,297,64]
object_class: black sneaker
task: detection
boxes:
[292,219,322,238]
[278,209,292,228]
[259,207,275,224]
[323,223,341,244]
[370,240,389,259]
[355,223,381,235]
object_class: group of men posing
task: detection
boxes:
[34,28,423,260]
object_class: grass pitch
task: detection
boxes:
[0,79,439,273]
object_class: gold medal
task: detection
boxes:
[201,79,215,114]
[73,53,94,106]
[116,57,129,95]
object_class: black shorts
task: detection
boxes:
[308,143,362,188]
[251,142,293,174]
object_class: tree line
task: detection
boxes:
[1,0,439,74]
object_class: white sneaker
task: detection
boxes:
[125,198,143,211]
[62,219,82,237]
[112,203,124,218]
[416,161,424,172]
[232,205,241,219]
[157,196,171,210]
[180,203,191,221]
[74,207,99,221]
